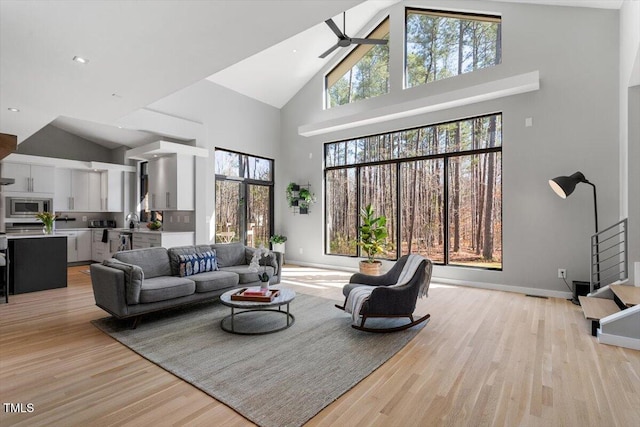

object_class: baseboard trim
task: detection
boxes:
[285,260,572,300]
[597,330,640,350]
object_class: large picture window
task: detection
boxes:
[326,18,389,108]
[405,9,501,88]
[325,114,502,269]
[215,149,273,248]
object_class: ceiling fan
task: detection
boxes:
[319,12,388,59]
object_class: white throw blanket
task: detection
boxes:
[344,254,430,324]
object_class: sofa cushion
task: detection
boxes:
[168,245,215,276]
[219,265,275,284]
[211,242,246,267]
[103,258,144,305]
[115,247,172,279]
[189,270,239,293]
[139,276,196,303]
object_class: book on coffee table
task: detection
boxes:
[230,288,280,302]
[243,287,270,296]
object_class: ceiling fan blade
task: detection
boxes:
[324,18,344,38]
[319,43,340,59]
[350,38,388,45]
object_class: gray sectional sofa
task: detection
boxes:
[90,242,282,326]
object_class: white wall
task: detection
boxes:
[143,79,281,244]
[619,0,640,286]
[279,0,620,296]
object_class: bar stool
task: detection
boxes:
[0,235,8,303]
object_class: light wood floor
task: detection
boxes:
[1,265,639,426]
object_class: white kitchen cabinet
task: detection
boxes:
[1,162,55,194]
[77,230,92,261]
[132,231,194,249]
[92,229,109,262]
[148,154,194,211]
[101,170,123,212]
[54,168,72,212]
[57,230,92,262]
[54,169,102,211]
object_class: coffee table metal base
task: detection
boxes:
[220,305,295,335]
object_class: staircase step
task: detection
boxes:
[578,296,620,336]
[578,296,620,320]
[610,284,640,307]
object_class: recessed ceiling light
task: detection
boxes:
[7,107,20,112]
[292,49,297,53]
[73,56,89,64]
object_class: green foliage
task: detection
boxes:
[298,188,316,208]
[327,33,389,108]
[358,204,389,263]
[406,12,500,88]
[269,235,287,244]
[286,182,298,207]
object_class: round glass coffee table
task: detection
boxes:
[219,287,296,335]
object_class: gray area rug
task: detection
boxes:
[92,293,426,427]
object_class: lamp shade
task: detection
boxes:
[548,171,587,199]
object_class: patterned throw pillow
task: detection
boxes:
[178,253,200,277]
[199,250,218,272]
[178,251,218,277]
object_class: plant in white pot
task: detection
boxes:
[269,234,287,254]
[357,204,389,275]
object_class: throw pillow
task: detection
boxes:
[199,250,218,272]
[178,253,200,277]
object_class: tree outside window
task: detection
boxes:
[406,9,501,88]
[324,114,502,270]
[326,18,390,108]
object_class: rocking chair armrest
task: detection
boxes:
[366,284,417,315]
[349,270,395,286]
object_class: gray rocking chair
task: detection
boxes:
[336,254,433,333]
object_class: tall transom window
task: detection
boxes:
[325,18,389,108]
[324,114,502,270]
[405,9,502,88]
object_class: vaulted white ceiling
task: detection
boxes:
[0,0,625,149]
[0,0,362,146]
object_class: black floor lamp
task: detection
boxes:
[549,171,600,302]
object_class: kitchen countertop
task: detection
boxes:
[6,233,67,239]
[51,227,194,234]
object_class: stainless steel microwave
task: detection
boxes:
[7,197,53,218]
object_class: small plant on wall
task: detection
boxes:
[286,182,300,207]
[298,188,316,214]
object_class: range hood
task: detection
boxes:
[0,178,15,186]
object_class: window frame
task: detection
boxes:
[324,113,503,270]
[214,148,274,247]
[324,17,390,109]
[404,7,502,89]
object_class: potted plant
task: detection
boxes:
[357,204,388,275]
[269,234,287,254]
[35,211,58,234]
[298,188,315,214]
[286,182,300,207]
[249,245,271,289]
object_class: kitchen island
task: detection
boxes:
[8,234,67,294]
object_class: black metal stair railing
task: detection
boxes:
[590,218,628,293]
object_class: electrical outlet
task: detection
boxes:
[299,248,303,254]
[558,268,567,279]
